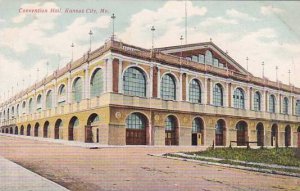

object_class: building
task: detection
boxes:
[0,39,300,147]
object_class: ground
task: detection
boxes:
[0,136,299,191]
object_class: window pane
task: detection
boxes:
[90,69,104,98]
[189,79,201,103]
[233,88,245,109]
[72,78,82,102]
[165,116,176,131]
[123,67,146,97]
[161,74,176,100]
[254,92,261,111]
[269,95,276,113]
[213,84,223,106]
[126,113,146,130]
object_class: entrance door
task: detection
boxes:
[55,126,59,139]
[192,133,197,146]
[237,130,246,146]
[85,125,93,143]
[126,129,146,145]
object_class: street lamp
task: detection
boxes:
[89,29,93,51]
[111,13,116,40]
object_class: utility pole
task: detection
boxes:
[262,61,265,78]
[71,42,74,61]
[111,13,116,40]
[89,30,93,51]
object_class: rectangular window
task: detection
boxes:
[198,54,204,63]
[192,55,198,62]
[186,57,191,61]
[213,59,219,67]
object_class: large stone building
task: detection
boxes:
[0,39,300,147]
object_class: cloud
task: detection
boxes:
[119,1,207,47]
[199,17,238,27]
[226,9,257,21]
[261,5,284,16]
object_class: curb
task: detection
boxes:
[149,153,300,178]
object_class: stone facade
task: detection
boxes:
[0,40,300,147]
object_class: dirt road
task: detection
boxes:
[0,136,299,191]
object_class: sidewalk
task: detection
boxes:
[0,156,68,191]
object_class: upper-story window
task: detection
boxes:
[123,67,146,97]
[46,90,52,109]
[72,77,83,103]
[7,108,9,120]
[36,94,42,111]
[296,100,300,115]
[254,91,261,111]
[283,97,289,114]
[189,79,201,103]
[205,50,213,65]
[28,98,33,114]
[269,94,276,113]
[58,84,66,105]
[11,106,14,117]
[192,55,198,62]
[198,54,204,63]
[90,68,104,98]
[22,101,26,114]
[213,83,223,106]
[233,88,245,109]
[161,74,176,100]
[16,104,19,116]
[213,59,219,67]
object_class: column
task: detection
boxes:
[84,64,90,99]
[67,73,72,104]
[157,67,161,98]
[118,59,123,94]
[206,78,211,105]
[106,58,113,93]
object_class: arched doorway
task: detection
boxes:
[215,119,226,146]
[9,127,13,134]
[55,119,62,139]
[15,126,18,135]
[126,113,148,145]
[27,124,31,136]
[285,125,291,147]
[165,115,179,146]
[236,121,248,146]
[34,123,39,137]
[271,124,278,147]
[43,121,49,138]
[5,128,8,133]
[191,117,204,146]
[86,113,100,143]
[20,126,24,135]
[256,123,264,146]
[68,116,79,141]
[297,127,300,148]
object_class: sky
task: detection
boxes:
[0,0,300,102]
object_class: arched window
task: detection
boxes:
[22,101,26,114]
[46,90,52,109]
[11,107,14,117]
[165,116,176,131]
[72,77,83,102]
[123,67,146,97]
[233,88,245,109]
[16,104,19,116]
[126,113,146,130]
[90,68,104,98]
[189,79,201,103]
[205,50,213,65]
[254,91,261,111]
[192,118,203,133]
[58,84,66,105]
[296,100,300,116]
[28,98,33,114]
[161,74,176,100]
[283,97,289,114]
[36,94,42,111]
[269,95,276,113]
[213,83,223,106]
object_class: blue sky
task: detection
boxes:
[0,0,300,101]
